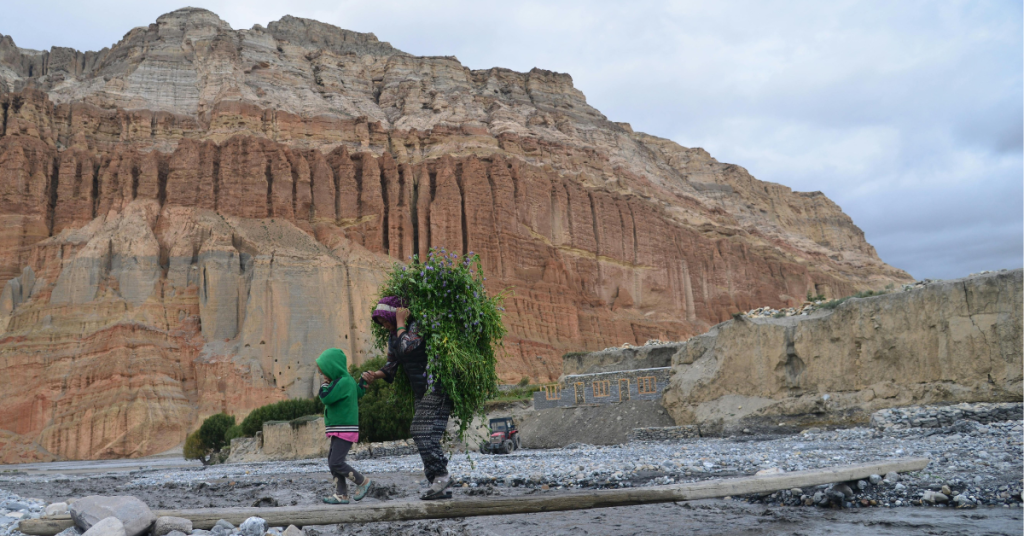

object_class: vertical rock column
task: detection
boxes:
[53,149,96,234]
[0,138,56,285]
[429,157,463,254]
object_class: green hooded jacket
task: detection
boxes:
[315,348,366,434]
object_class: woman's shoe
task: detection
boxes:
[322,494,350,504]
[420,476,452,500]
[352,477,372,501]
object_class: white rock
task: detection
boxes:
[239,517,267,536]
[45,503,70,517]
[82,517,126,536]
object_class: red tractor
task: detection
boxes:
[480,417,520,454]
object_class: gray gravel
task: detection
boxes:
[0,417,1020,535]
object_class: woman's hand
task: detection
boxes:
[396,307,410,328]
[361,370,381,383]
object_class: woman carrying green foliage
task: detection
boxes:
[362,249,505,501]
[316,348,373,505]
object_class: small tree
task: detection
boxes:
[197,413,236,453]
[183,430,210,464]
[224,424,244,442]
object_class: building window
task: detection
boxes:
[544,384,561,400]
[638,376,657,394]
[593,380,610,398]
[574,382,585,404]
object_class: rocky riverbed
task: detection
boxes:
[1,417,1021,535]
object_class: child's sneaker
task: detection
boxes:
[322,494,350,504]
[352,477,373,501]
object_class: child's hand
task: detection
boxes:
[361,371,378,383]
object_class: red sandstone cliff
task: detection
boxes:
[0,9,910,462]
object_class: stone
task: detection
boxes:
[239,517,267,536]
[832,484,854,499]
[885,471,900,483]
[856,480,868,491]
[153,517,193,536]
[81,518,126,536]
[282,526,302,536]
[70,497,155,536]
[45,503,69,517]
[55,526,83,536]
[869,474,882,485]
[941,485,951,495]
[3,501,29,511]
[166,532,187,536]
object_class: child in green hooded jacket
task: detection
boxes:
[316,348,373,504]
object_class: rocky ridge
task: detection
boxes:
[0,9,910,462]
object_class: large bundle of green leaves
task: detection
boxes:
[349,357,414,443]
[371,248,506,440]
[239,398,324,437]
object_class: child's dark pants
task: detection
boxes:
[327,437,365,495]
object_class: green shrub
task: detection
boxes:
[183,430,208,463]
[239,398,324,437]
[819,297,850,310]
[349,357,414,443]
[224,424,244,442]
[197,413,235,452]
[517,376,530,387]
[806,290,826,302]
[772,312,786,318]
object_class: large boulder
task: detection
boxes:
[69,497,155,536]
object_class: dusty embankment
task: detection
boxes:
[657,269,1023,435]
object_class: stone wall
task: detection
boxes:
[627,425,701,442]
[532,367,672,410]
[225,416,418,463]
[660,270,1022,436]
[870,402,1022,430]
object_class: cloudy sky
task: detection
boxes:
[5,1,1021,280]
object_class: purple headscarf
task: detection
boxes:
[372,296,407,327]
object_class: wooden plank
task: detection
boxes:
[20,457,928,535]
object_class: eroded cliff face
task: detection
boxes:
[0,8,910,461]
[660,270,1023,435]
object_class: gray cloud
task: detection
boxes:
[4,0,1020,280]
